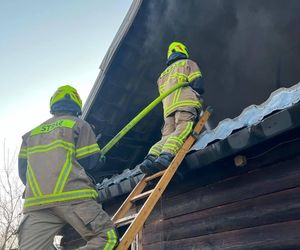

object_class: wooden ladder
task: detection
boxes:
[112,107,212,249]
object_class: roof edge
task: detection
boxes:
[82,0,143,118]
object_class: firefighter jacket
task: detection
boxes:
[158,59,203,118]
[18,115,100,212]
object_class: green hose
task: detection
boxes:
[100,82,189,155]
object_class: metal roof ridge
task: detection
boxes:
[192,82,300,151]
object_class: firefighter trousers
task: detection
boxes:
[149,110,197,157]
[18,199,118,250]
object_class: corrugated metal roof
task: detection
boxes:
[192,82,300,150]
[96,82,300,201]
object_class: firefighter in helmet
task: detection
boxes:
[139,42,204,175]
[18,85,118,250]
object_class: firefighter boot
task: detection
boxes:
[153,152,174,171]
[139,154,160,176]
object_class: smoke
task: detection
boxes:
[142,0,300,124]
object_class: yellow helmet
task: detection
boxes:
[50,85,82,115]
[167,42,189,60]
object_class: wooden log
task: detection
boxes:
[162,157,300,219]
[143,220,300,250]
[143,187,300,244]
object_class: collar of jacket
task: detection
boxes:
[51,99,81,116]
[53,112,77,117]
[166,52,188,66]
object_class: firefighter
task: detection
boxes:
[139,42,204,175]
[18,85,118,250]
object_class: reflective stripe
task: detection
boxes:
[162,145,177,154]
[168,136,183,143]
[27,163,42,197]
[149,148,161,156]
[179,121,193,141]
[76,143,100,158]
[165,101,201,117]
[166,138,182,145]
[159,82,167,94]
[163,121,193,154]
[160,60,187,77]
[53,152,72,193]
[31,119,76,136]
[149,143,163,156]
[24,189,98,208]
[27,140,74,155]
[172,88,182,105]
[163,143,179,151]
[104,229,118,250]
[170,72,188,80]
[19,148,27,158]
[188,71,202,82]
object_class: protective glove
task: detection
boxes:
[99,154,106,168]
[190,77,205,95]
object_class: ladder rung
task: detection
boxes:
[130,189,154,202]
[145,170,165,182]
[115,214,137,227]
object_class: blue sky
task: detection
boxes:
[0,0,132,151]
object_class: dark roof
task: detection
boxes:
[96,83,300,202]
[81,0,300,182]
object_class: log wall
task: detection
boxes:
[142,156,300,249]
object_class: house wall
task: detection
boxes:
[141,155,300,249]
[60,143,300,250]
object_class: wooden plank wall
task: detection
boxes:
[142,156,300,250]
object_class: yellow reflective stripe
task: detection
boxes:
[179,121,193,141]
[170,72,188,79]
[150,144,163,151]
[104,229,118,250]
[149,148,161,156]
[149,143,162,156]
[188,71,202,82]
[163,143,179,150]
[76,143,99,153]
[27,164,42,197]
[162,145,177,154]
[160,60,187,77]
[19,153,27,158]
[27,140,74,155]
[31,119,76,136]
[159,82,167,94]
[19,148,27,158]
[169,135,183,142]
[24,189,98,208]
[166,139,182,147]
[165,101,202,116]
[166,100,201,111]
[53,152,72,194]
[76,144,100,158]
[172,88,181,105]
[189,70,202,78]
[20,148,27,153]
[27,167,38,197]
[167,136,183,143]
[174,60,187,67]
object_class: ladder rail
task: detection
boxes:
[115,108,211,249]
[112,178,147,222]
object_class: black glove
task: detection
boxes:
[99,154,106,168]
[190,77,205,95]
